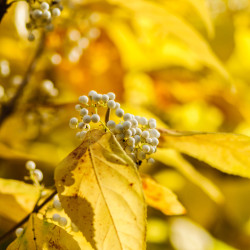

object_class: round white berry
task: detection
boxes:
[137,151,146,160]
[115,124,123,133]
[123,113,132,121]
[131,128,136,135]
[88,90,97,97]
[135,116,141,122]
[115,102,120,109]
[80,108,88,116]
[59,217,67,227]
[151,137,159,146]
[107,100,116,109]
[116,133,125,140]
[75,104,81,111]
[79,95,89,104]
[148,118,157,129]
[129,153,136,162]
[53,199,62,210]
[40,2,49,10]
[92,93,102,102]
[146,138,152,144]
[115,108,124,118]
[52,8,61,17]
[76,131,87,140]
[28,33,35,41]
[135,128,142,135]
[125,146,134,154]
[34,169,43,182]
[83,115,91,123]
[134,135,141,144]
[131,119,138,127]
[139,117,148,125]
[91,114,100,123]
[42,10,51,19]
[141,130,150,139]
[149,129,160,138]
[25,160,36,170]
[15,228,24,237]
[101,94,109,102]
[123,121,131,130]
[78,122,85,129]
[124,129,132,138]
[32,9,42,19]
[127,137,135,146]
[149,146,156,154]
[107,120,116,129]
[107,92,115,100]
[142,144,150,153]
[148,158,155,164]
[69,117,78,129]
[52,213,60,222]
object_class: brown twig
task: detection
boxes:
[0,189,57,244]
[0,32,45,127]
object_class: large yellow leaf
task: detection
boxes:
[7,214,82,250]
[55,129,146,250]
[154,149,224,204]
[141,175,186,215]
[160,130,250,178]
[0,178,39,222]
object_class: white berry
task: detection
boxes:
[40,2,49,10]
[107,120,116,129]
[52,8,61,17]
[142,144,150,153]
[141,130,150,139]
[83,115,91,123]
[123,113,132,121]
[34,169,43,182]
[52,213,60,222]
[53,199,62,210]
[79,95,88,104]
[115,108,124,118]
[123,121,131,130]
[107,92,115,100]
[101,94,109,102]
[25,160,36,170]
[91,114,100,123]
[59,217,67,227]
[15,228,24,237]
[107,100,116,109]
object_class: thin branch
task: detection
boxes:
[0,32,46,127]
[0,189,57,244]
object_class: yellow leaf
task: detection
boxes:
[160,130,250,178]
[55,129,146,250]
[7,214,83,250]
[0,178,39,222]
[154,149,224,204]
[141,175,186,215]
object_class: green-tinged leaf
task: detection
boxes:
[160,129,250,178]
[154,149,224,204]
[0,178,39,222]
[55,129,146,250]
[141,175,186,215]
[7,214,83,250]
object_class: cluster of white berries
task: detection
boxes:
[70,90,160,165]
[25,160,43,183]
[51,194,79,231]
[26,1,62,41]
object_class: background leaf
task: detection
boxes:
[141,174,186,215]
[160,130,250,178]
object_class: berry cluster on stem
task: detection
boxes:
[70,90,160,166]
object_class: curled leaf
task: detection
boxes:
[141,174,186,215]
